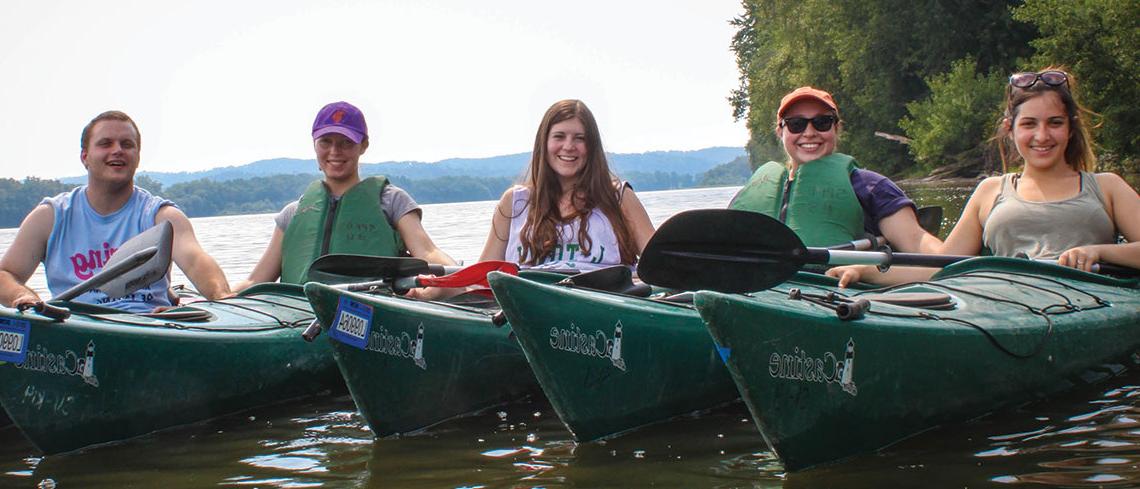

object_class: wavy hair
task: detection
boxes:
[515,99,637,266]
[996,66,1097,173]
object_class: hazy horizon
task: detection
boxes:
[0,1,749,180]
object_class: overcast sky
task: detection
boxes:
[0,0,749,180]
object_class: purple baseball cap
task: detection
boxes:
[312,101,368,143]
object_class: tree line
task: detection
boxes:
[730,0,1137,177]
[0,158,751,227]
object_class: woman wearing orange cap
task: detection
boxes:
[829,68,1140,286]
[730,86,940,252]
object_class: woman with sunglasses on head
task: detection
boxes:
[731,86,940,252]
[829,68,1140,287]
[479,99,655,271]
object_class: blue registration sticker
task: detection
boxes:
[329,296,373,350]
[0,317,30,364]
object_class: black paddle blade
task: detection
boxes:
[306,254,431,285]
[558,265,633,293]
[637,209,807,293]
[917,206,943,236]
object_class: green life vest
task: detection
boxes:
[280,176,405,284]
[729,153,864,247]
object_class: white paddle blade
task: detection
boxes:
[92,221,174,300]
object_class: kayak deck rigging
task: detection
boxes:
[58,291,317,332]
[757,269,1115,361]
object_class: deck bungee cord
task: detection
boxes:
[72,291,315,331]
[765,270,1114,359]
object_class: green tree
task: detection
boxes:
[730,0,1034,175]
[900,57,1006,173]
[135,174,164,195]
[0,178,76,228]
[1013,0,1140,171]
[698,156,753,186]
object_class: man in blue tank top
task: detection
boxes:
[0,111,232,312]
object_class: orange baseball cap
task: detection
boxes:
[777,87,839,118]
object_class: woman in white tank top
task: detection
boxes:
[829,68,1140,287]
[479,100,655,272]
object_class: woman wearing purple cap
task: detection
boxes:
[234,101,456,292]
[478,99,655,271]
[730,86,939,253]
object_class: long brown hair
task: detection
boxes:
[515,99,637,266]
[996,66,1097,173]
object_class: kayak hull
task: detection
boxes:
[488,271,739,441]
[0,283,341,454]
[696,257,1140,471]
[304,282,541,436]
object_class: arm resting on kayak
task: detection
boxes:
[159,206,233,300]
[397,211,460,301]
[1057,174,1140,272]
[878,206,943,253]
[0,204,53,308]
[827,265,936,288]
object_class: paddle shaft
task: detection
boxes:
[827,236,886,251]
[818,249,971,267]
[816,248,1129,275]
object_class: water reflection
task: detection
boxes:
[899,180,976,238]
[0,394,781,488]
[781,369,1140,489]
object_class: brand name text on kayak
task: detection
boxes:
[768,339,857,396]
[549,321,626,371]
[365,323,427,370]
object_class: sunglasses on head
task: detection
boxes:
[780,115,837,134]
[1009,71,1068,89]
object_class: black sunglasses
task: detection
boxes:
[1009,71,1068,89]
[780,115,837,134]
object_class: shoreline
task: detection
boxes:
[896,175,986,186]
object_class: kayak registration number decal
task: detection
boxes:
[330,296,373,350]
[0,317,30,364]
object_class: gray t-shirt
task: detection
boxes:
[274,184,420,232]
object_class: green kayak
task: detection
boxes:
[303,273,560,436]
[696,257,1140,471]
[0,283,341,454]
[487,270,748,442]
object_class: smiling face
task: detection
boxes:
[545,117,588,186]
[81,119,140,188]
[1011,91,1071,172]
[314,133,368,189]
[777,99,839,167]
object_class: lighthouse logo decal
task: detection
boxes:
[412,324,426,370]
[838,338,856,396]
[79,340,99,387]
[610,322,626,371]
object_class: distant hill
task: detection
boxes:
[60,147,746,187]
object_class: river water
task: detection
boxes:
[2,184,1140,488]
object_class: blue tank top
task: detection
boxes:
[42,186,174,312]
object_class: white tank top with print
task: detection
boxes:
[504,186,623,271]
